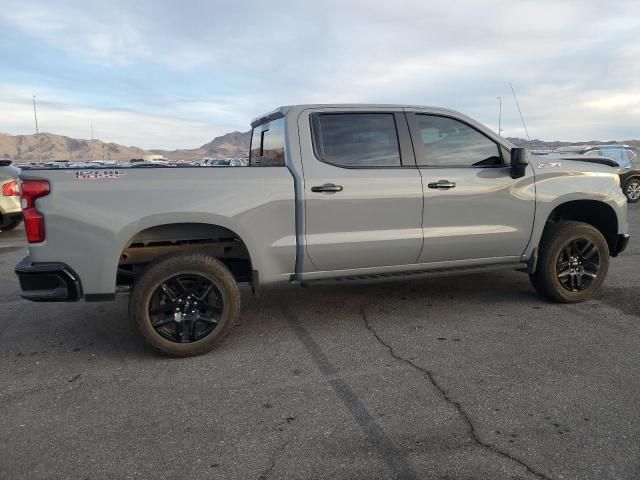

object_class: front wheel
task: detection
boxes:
[129,253,241,357]
[530,221,609,303]
[624,178,640,203]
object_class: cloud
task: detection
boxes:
[0,86,233,149]
[0,0,639,146]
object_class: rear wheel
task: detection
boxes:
[0,218,22,231]
[129,253,240,357]
[530,221,609,303]
[624,178,640,203]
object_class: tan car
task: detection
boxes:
[0,160,22,231]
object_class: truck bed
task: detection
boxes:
[18,166,296,295]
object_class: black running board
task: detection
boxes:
[299,262,527,287]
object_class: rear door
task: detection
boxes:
[406,111,535,264]
[298,108,424,272]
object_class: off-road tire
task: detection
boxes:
[129,253,240,357]
[530,221,609,303]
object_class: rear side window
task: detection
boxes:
[313,113,401,167]
[585,148,632,168]
[414,115,502,167]
[249,117,285,166]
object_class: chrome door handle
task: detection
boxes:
[311,183,343,193]
[427,180,456,190]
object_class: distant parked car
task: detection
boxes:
[68,162,92,168]
[44,161,68,169]
[0,160,22,231]
[205,159,231,167]
[129,161,169,168]
[553,145,640,203]
[583,146,639,203]
[202,158,246,167]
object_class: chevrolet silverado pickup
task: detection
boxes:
[6,104,630,356]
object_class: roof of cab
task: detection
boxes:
[250,104,465,128]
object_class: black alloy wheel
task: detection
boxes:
[625,178,640,203]
[148,273,223,343]
[529,221,609,303]
[555,238,601,292]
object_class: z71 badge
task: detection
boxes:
[537,161,561,169]
[75,169,126,180]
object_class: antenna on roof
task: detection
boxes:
[496,96,503,136]
[510,83,533,151]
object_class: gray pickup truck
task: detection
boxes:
[7,104,630,356]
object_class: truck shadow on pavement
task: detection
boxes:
[4,270,546,360]
[5,267,637,362]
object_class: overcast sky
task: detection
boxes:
[1,0,638,149]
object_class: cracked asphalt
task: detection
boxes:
[1,204,639,480]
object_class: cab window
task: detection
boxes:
[249,118,286,166]
[413,115,502,167]
[312,113,401,167]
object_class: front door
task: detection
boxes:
[406,112,535,264]
[299,109,424,272]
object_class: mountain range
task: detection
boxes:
[0,130,638,163]
[507,137,640,150]
[0,131,251,163]
[151,131,251,161]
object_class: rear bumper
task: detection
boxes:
[613,234,630,257]
[0,195,21,215]
[15,257,82,302]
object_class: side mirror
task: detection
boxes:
[511,147,529,179]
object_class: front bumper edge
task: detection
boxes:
[613,233,630,257]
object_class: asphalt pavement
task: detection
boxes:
[1,206,639,480]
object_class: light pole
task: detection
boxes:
[32,95,42,163]
[90,124,94,161]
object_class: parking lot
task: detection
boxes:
[0,205,638,480]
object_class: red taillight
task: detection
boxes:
[2,180,19,197]
[20,179,50,243]
[23,209,46,243]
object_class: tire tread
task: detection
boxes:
[530,221,609,303]
[129,253,240,357]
